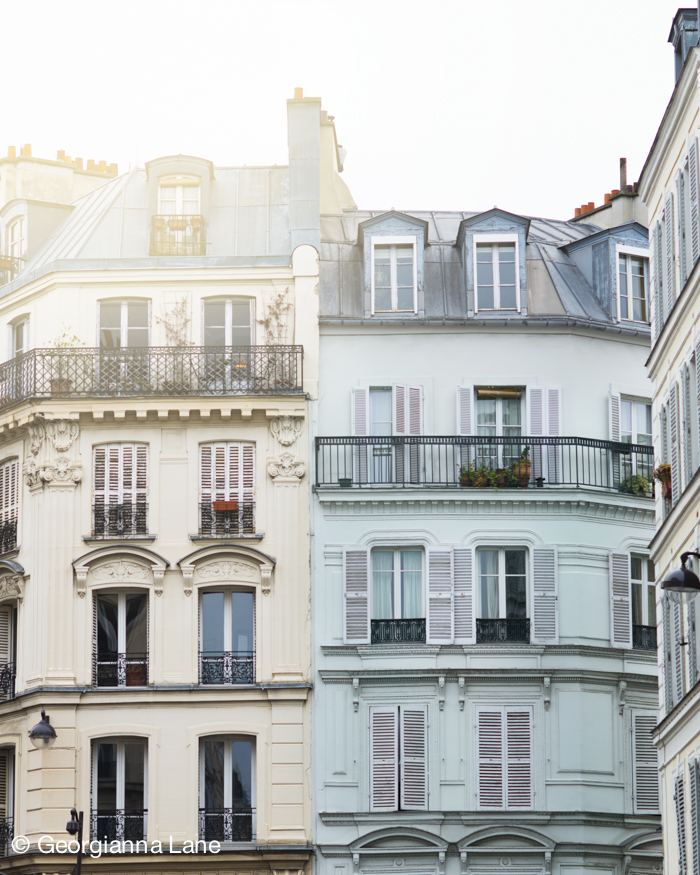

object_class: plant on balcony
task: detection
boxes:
[619,474,652,496]
[155,298,193,391]
[47,327,93,393]
[511,446,531,485]
[458,462,499,488]
[258,287,295,388]
[167,217,188,231]
[652,463,672,499]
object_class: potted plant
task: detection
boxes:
[652,463,672,499]
[458,462,498,488]
[189,216,202,230]
[212,500,238,511]
[619,473,653,496]
[511,446,531,486]
[167,217,188,231]
[497,466,521,488]
[153,216,166,230]
[338,477,352,488]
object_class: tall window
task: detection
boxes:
[199,443,255,536]
[158,178,200,215]
[92,739,146,842]
[372,550,422,619]
[200,591,255,684]
[631,555,656,639]
[0,748,14,852]
[94,591,148,687]
[372,240,416,314]
[369,706,427,812]
[476,387,523,467]
[0,460,18,555]
[620,399,652,479]
[6,219,24,261]
[200,738,254,842]
[9,317,29,359]
[203,299,253,347]
[477,707,533,809]
[93,444,148,538]
[0,606,15,700]
[619,253,649,322]
[475,241,518,310]
[99,301,149,349]
[477,548,528,643]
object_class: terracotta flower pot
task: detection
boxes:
[212,500,238,511]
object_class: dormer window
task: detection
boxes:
[371,237,417,314]
[475,237,519,311]
[618,249,649,323]
[158,176,201,216]
[6,219,24,263]
[152,175,205,256]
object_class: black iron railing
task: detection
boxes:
[199,502,255,537]
[92,503,148,538]
[150,215,206,256]
[371,618,426,644]
[315,435,654,493]
[0,346,303,411]
[0,816,13,855]
[0,519,17,554]
[199,807,254,843]
[476,618,530,643]
[0,255,22,287]
[91,809,147,843]
[199,651,255,684]
[633,624,658,651]
[94,653,148,687]
[0,663,16,700]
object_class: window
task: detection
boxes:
[371,549,424,644]
[620,399,652,479]
[371,238,417,314]
[93,444,148,538]
[200,737,254,842]
[475,240,518,311]
[352,386,423,485]
[631,555,656,642]
[477,548,529,643]
[158,177,201,216]
[0,749,13,852]
[477,706,533,809]
[93,591,148,687]
[475,387,524,468]
[6,219,24,261]
[200,590,255,684]
[0,460,18,554]
[0,606,16,701]
[619,253,649,323]
[92,739,147,842]
[9,317,29,359]
[199,443,255,536]
[99,301,149,349]
[203,299,253,347]
[370,705,427,812]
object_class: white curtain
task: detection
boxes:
[479,550,499,618]
[372,551,394,619]
[401,551,422,618]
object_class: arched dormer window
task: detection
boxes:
[152,175,204,256]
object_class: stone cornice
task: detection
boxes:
[321,643,656,661]
[319,810,661,830]
[319,668,656,687]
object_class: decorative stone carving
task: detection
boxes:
[74,566,89,598]
[545,855,552,875]
[260,563,273,596]
[0,574,23,603]
[352,677,359,712]
[153,568,165,597]
[181,565,195,597]
[458,675,465,710]
[40,459,82,484]
[460,852,467,875]
[618,679,627,715]
[92,561,152,583]
[438,676,445,710]
[268,453,305,479]
[23,460,42,489]
[270,416,303,447]
[45,420,79,452]
[28,420,45,456]
[543,676,551,711]
[197,560,259,582]
[24,419,81,488]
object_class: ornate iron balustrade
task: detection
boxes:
[91,809,147,843]
[0,346,303,411]
[199,807,254,843]
[199,502,255,537]
[92,503,148,539]
[633,624,657,651]
[150,215,206,256]
[0,519,17,554]
[0,255,22,287]
[315,435,654,493]
[0,816,13,855]
[476,618,531,644]
[94,653,148,687]
[199,651,255,684]
[0,663,16,700]
[371,618,426,644]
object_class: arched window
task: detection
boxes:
[199,736,254,842]
[91,738,147,841]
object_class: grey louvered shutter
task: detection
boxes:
[343,548,370,644]
[671,382,681,504]
[351,388,369,484]
[680,170,688,286]
[477,708,504,809]
[691,138,699,265]
[667,194,677,316]
[685,364,694,487]
[505,708,533,810]
[394,385,423,484]
[426,547,453,644]
[610,392,622,487]
[532,547,557,643]
[657,220,666,330]
[400,706,428,810]
[632,711,659,814]
[370,706,398,812]
[691,759,700,875]
[0,750,8,820]
[457,386,475,472]
[528,387,545,481]
[546,387,562,483]
[691,601,698,689]
[652,224,661,342]
[609,552,631,648]
[696,340,700,462]
[453,547,475,644]
[677,773,689,875]
[665,596,674,713]
[675,602,686,703]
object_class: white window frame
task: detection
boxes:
[202,298,255,346]
[200,589,256,654]
[6,218,25,261]
[97,299,151,348]
[158,176,201,215]
[630,553,656,628]
[96,590,148,656]
[7,315,29,360]
[476,546,528,619]
[473,233,520,313]
[91,737,148,814]
[371,547,424,620]
[198,735,256,841]
[616,244,650,323]
[370,235,418,315]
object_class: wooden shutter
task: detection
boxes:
[394,385,423,483]
[680,170,688,287]
[657,219,666,329]
[457,386,474,435]
[677,773,689,875]
[690,601,698,689]
[664,597,674,713]
[426,547,453,644]
[351,388,369,484]
[200,444,213,502]
[685,365,694,487]
[477,709,504,809]
[671,382,681,504]
[632,711,659,814]
[609,393,621,442]
[651,224,661,342]
[666,193,677,317]
[370,706,398,812]
[546,387,562,483]
[0,460,17,523]
[691,138,699,265]
[0,750,8,820]
[532,547,557,644]
[240,444,255,503]
[691,759,700,875]
[453,547,475,644]
[675,601,686,703]
[528,387,545,480]
[343,548,370,644]
[400,706,428,810]
[95,444,147,505]
[0,607,11,668]
[609,552,631,648]
[505,708,533,809]
[696,339,700,462]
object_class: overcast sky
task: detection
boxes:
[0,0,689,220]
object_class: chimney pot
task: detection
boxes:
[620,157,627,192]
[75,157,83,169]
[575,207,582,217]
[604,193,611,204]
[7,147,15,158]
[108,163,118,176]
[87,159,96,171]
[98,160,107,172]
[57,150,65,161]
[294,87,303,99]
[611,188,620,196]
[588,201,595,210]
[21,144,31,157]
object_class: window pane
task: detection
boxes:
[124,743,145,812]
[231,300,251,330]
[479,550,499,618]
[231,740,252,807]
[97,743,117,810]
[647,559,655,582]
[505,575,527,619]
[396,287,414,311]
[477,262,494,287]
[632,582,642,625]
[231,592,254,652]
[373,550,394,619]
[128,303,148,329]
[202,592,225,652]
[97,594,119,655]
[498,244,515,262]
[620,400,632,437]
[502,398,522,427]
[499,262,516,286]
[630,555,642,581]
[401,551,422,618]
[125,593,148,655]
[476,398,496,428]
[204,739,225,809]
[477,244,492,262]
[396,263,414,288]
[374,287,392,311]
[478,285,494,309]
[204,302,226,346]
[370,388,392,436]
[637,403,652,442]
[499,286,517,309]
[505,550,526,575]
[100,303,122,349]
[648,588,657,627]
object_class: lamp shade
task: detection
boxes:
[29,710,57,749]
[661,563,700,604]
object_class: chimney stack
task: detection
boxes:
[7,147,15,158]
[21,144,31,157]
[620,158,627,193]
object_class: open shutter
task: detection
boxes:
[0,461,17,524]
[609,392,622,487]
[671,382,681,504]
[528,387,545,480]
[684,365,694,487]
[343,548,370,644]
[505,708,533,810]
[632,711,659,814]
[691,138,699,265]
[241,443,255,503]
[546,387,562,483]
[652,224,661,342]
[200,444,213,501]
[457,386,475,471]
[135,445,148,505]
[92,595,99,686]
[531,547,557,644]
[0,606,11,702]
[453,547,475,644]
[664,597,674,712]
[0,751,8,820]
[393,385,423,483]
[477,709,504,809]
[400,706,428,810]
[666,193,677,316]
[370,706,398,812]
[677,773,689,875]
[696,339,700,461]
[351,388,369,484]
[690,601,698,689]
[691,759,700,875]
[609,552,631,648]
[680,170,688,287]
[426,547,453,644]
[675,601,686,703]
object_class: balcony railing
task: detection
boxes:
[92,503,148,539]
[91,809,147,843]
[0,346,303,411]
[199,807,254,843]
[150,215,206,256]
[371,618,426,644]
[0,663,16,700]
[94,653,148,687]
[315,435,654,493]
[633,624,658,651]
[199,651,255,684]
[0,255,22,287]
[476,618,531,643]
[199,501,255,537]
[0,519,17,554]
[0,816,13,855]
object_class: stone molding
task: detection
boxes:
[270,415,303,447]
[24,417,82,488]
[73,547,169,598]
[0,574,23,603]
[179,549,275,597]
[268,452,305,479]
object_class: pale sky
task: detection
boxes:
[0,0,689,221]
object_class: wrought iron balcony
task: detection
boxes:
[94,653,148,687]
[0,255,22,286]
[0,816,13,856]
[371,618,426,644]
[92,503,148,539]
[199,501,255,537]
[199,651,255,684]
[91,809,147,843]
[0,663,16,700]
[633,624,657,651]
[0,346,303,411]
[150,214,206,256]
[315,435,654,493]
[199,807,254,843]
[476,618,530,644]
[0,519,17,554]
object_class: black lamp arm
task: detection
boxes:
[681,551,700,565]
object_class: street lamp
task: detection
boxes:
[28,711,57,749]
[661,551,700,604]
[66,809,83,875]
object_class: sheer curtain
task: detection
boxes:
[401,552,422,618]
[372,551,394,619]
[479,550,499,618]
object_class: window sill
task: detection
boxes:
[83,535,157,543]
[0,549,19,560]
[190,533,264,542]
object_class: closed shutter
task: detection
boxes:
[453,547,475,644]
[680,170,688,287]
[343,548,370,644]
[505,708,533,809]
[369,706,398,812]
[400,706,428,810]
[652,224,661,342]
[95,444,147,504]
[609,552,631,648]
[351,388,369,483]
[685,365,694,487]
[691,601,698,689]
[675,601,686,703]
[531,547,557,643]
[677,773,689,875]
[0,460,17,524]
[691,759,700,875]
[664,597,674,713]
[477,707,533,810]
[477,709,504,809]
[667,193,677,316]
[610,392,621,487]
[696,340,700,461]
[426,547,453,644]
[393,385,423,484]
[0,750,8,820]
[691,138,699,265]
[671,382,681,504]
[632,711,659,813]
